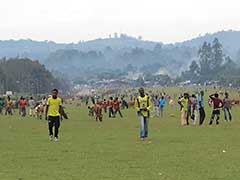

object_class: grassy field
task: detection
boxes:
[1,89,240,180]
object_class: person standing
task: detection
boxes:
[198,91,205,125]
[108,97,114,118]
[42,96,47,115]
[5,96,13,115]
[103,99,108,113]
[186,95,192,125]
[94,100,103,122]
[28,97,36,117]
[19,97,27,117]
[0,97,4,115]
[191,94,198,125]
[159,96,166,118]
[178,93,189,126]
[209,93,223,125]
[152,95,159,117]
[113,97,123,118]
[223,92,232,121]
[135,88,152,141]
[45,89,62,142]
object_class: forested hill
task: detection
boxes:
[0,58,69,94]
[0,35,159,63]
[1,30,240,62]
[0,30,240,78]
[175,30,240,59]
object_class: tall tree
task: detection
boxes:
[198,42,212,78]
[211,38,224,71]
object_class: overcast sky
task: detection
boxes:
[1,0,240,43]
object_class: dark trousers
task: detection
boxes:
[209,110,220,125]
[186,107,191,125]
[109,107,114,118]
[5,108,13,115]
[114,109,123,118]
[199,107,205,125]
[48,116,60,138]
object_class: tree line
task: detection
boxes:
[179,38,240,86]
[0,58,70,94]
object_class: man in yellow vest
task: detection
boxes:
[45,89,62,142]
[135,87,152,141]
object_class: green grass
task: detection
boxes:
[1,90,240,180]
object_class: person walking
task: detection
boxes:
[135,88,152,141]
[223,92,232,121]
[198,91,205,125]
[113,97,123,118]
[5,96,13,115]
[178,93,189,126]
[29,97,36,117]
[159,96,166,118]
[45,89,62,142]
[108,97,114,118]
[191,94,198,125]
[209,93,223,125]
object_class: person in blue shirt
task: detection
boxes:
[159,96,166,118]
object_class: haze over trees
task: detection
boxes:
[0,30,240,89]
[180,38,240,86]
[0,58,70,94]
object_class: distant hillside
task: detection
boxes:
[45,45,196,78]
[0,58,69,93]
[0,34,159,63]
[0,30,240,78]
[0,31,239,61]
[175,30,240,58]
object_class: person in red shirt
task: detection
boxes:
[103,99,107,113]
[19,97,27,117]
[209,93,223,125]
[108,97,114,118]
[113,97,123,118]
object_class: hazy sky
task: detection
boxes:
[1,0,240,43]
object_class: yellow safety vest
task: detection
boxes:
[135,95,151,117]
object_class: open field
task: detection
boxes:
[1,88,240,180]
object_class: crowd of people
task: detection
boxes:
[0,87,235,142]
[178,91,233,126]
[82,88,235,140]
[87,96,125,122]
[0,95,47,119]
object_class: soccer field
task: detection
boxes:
[1,94,240,180]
